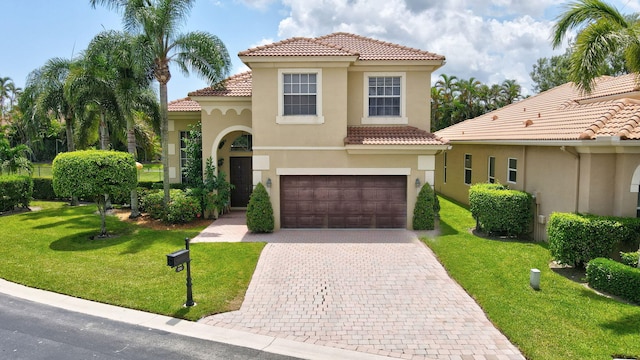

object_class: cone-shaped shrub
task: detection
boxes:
[413,182,436,230]
[246,182,274,233]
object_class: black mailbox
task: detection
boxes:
[166,249,190,267]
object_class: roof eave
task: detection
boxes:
[239,55,359,66]
[345,144,449,155]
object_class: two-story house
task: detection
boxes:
[167,32,448,230]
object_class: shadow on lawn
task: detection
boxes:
[600,312,640,335]
[49,229,134,251]
[436,218,459,236]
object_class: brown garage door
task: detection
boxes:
[280,175,407,228]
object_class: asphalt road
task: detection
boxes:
[0,293,299,360]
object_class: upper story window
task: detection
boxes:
[277,69,324,124]
[284,74,316,115]
[362,72,407,125]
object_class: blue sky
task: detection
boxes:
[3,0,640,99]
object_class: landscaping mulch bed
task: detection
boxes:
[112,209,214,231]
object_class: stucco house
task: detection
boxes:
[167,32,448,229]
[435,74,640,241]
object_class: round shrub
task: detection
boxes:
[620,251,640,268]
[141,190,165,220]
[246,183,274,233]
[413,182,436,230]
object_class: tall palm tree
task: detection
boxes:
[552,0,640,93]
[90,0,231,208]
[0,76,13,122]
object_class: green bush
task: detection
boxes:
[32,178,59,200]
[166,190,201,224]
[0,175,33,212]
[246,183,274,233]
[548,213,630,268]
[140,189,200,224]
[620,251,640,268]
[468,183,532,236]
[52,150,137,237]
[413,182,436,230]
[587,258,640,304]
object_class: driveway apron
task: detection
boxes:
[198,214,524,360]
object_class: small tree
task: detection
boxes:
[413,182,436,230]
[246,183,274,233]
[53,150,137,237]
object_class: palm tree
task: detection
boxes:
[90,0,231,208]
[68,30,160,217]
[27,58,79,153]
[0,76,13,122]
[552,0,640,93]
[499,79,522,105]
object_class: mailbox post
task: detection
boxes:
[166,237,195,307]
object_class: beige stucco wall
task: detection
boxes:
[435,142,640,241]
[346,68,432,130]
[253,149,432,229]
[167,112,200,183]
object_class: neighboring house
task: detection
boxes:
[167,32,448,229]
[435,74,640,241]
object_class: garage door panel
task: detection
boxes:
[281,175,406,229]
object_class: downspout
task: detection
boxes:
[560,146,580,213]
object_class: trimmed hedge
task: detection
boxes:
[0,175,33,212]
[620,251,640,268]
[32,178,59,200]
[548,213,634,268]
[587,258,640,304]
[413,182,436,230]
[246,183,274,233]
[468,183,532,236]
[140,189,201,224]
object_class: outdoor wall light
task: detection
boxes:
[415,178,421,188]
[266,178,272,188]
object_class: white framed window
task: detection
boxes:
[464,154,472,185]
[488,156,496,183]
[277,69,324,124]
[362,72,407,124]
[508,158,517,183]
[443,152,448,184]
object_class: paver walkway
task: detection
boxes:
[197,212,525,360]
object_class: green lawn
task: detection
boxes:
[0,201,263,321]
[29,162,163,182]
[424,197,640,360]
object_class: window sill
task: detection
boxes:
[361,116,408,125]
[276,115,325,125]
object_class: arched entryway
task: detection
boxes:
[212,126,253,208]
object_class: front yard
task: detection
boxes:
[424,198,640,360]
[0,201,263,321]
[1,198,639,359]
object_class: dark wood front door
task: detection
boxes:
[230,157,252,207]
[280,175,407,228]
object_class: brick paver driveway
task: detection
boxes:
[197,215,524,360]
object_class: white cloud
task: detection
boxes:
[274,0,567,94]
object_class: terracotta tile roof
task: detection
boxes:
[168,97,200,112]
[345,126,448,145]
[188,71,252,97]
[240,32,444,61]
[435,73,640,142]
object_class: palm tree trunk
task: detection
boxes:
[160,81,170,211]
[62,112,78,206]
[99,111,109,150]
[127,123,140,218]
